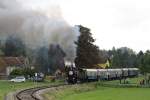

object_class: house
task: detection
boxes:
[94,60,110,69]
[0,57,28,78]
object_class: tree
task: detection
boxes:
[22,67,36,78]
[0,40,3,56]
[35,47,49,74]
[10,67,36,78]
[0,49,4,56]
[34,44,65,75]
[4,36,26,56]
[111,47,137,68]
[136,50,150,85]
[136,51,144,70]
[75,25,101,68]
[10,68,23,77]
[140,50,150,74]
[48,44,66,74]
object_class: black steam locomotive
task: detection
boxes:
[65,65,77,84]
[66,66,139,84]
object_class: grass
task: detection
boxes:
[61,87,150,100]
[0,80,58,100]
[43,76,150,100]
[43,84,96,100]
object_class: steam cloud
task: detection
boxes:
[0,0,79,61]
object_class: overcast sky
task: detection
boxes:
[60,0,150,52]
[14,0,150,52]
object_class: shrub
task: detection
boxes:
[10,68,23,77]
[10,67,36,78]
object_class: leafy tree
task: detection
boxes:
[75,25,101,68]
[111,47,137,68]
[35,47,49,74]
[10,68,23,77]
[4,36,26,56]
[48,44,66,74]
[136,51,144,70]
[10,67,36,78]
[0,40,3,56]
[140,50,150,74]
[0,49,4,56]
[34,44,65,75]
[22,67,36,78]
[99,50,109,63]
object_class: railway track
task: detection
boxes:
[16,84,66,100]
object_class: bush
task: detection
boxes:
[22,67,36,78]
[10,67,36,78]
[10,68,23,77]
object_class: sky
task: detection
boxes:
[6,0,150,52]
[60,0,150,52]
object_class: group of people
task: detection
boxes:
[139,76,150,85]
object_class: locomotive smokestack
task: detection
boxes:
[65,60,75,67]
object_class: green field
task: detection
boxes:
[1,77,150,100]
[0,80,54,100]
[43,77,150,100]
[61,87,150,100]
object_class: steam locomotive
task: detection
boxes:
[66,66,139,84]
[65,65,77,84]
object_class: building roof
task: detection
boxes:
[0,57,25,67]
[94,60,110,69]
[0,57,26,75]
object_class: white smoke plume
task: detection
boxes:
[0,0,79,61]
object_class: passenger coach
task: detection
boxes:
[78,68,139,82]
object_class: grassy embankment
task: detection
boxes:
[0,80,59,100]
[43,76,150,100]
